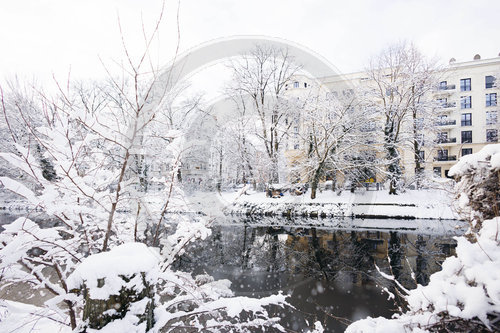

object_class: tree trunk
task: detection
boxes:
[310,165,323,200]
[389,179,397,195]
[412,103,422,190]
[385,119,401,195]
[270,154,279,184]
[217,149,223,192]
[386,141,401,195]
[414,137,422,190]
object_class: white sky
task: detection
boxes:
[1,0,499,83]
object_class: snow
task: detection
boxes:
[0,177,39,205]
[219,188,458,220]
[67,243,160,299]
[87,299,150,333]
[449,143,500,177]
[204,292,287,318]
[491,152,500,169]
[0,300,71,333]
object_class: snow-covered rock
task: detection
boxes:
[67,242,160,300]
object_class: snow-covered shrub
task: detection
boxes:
[346,144,500,332]
[449,144,500,232]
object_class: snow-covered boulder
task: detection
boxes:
[68,243,160,332]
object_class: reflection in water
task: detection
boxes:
[176,217,462,332]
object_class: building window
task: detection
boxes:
[293,81,299,88]
[294,143,300,150]
[461,131,472,143]
[433,167,442,177]
[437,149,449,161]
[361,122,377,132]
[439,81,447,89]
[437,132,448,143]
[486,93,497,107]
[461,113,472,126]
[485,75,496,89]
[486,129,498,142]
[460,78,471,91]
[437,115,448,125]
[343,89,354,97]
[461,148,472,156]
[437,98,447,106]
[326,91,338,100]
[460,96,472,109]
[418,150,425,161]
[304,82,308,88]
[486,111,498,125]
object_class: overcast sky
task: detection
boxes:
[1,0,499,83]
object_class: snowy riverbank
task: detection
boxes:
[1,188,458,221]
[219,188,458,220]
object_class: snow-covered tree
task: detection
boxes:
[223,89,259,187]
[226,45,301,184]
[297,91,378,199]
[364,42,441,194]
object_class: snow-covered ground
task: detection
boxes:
[213,188,458,220]
[2,185,457,220]
[0,300,71,333]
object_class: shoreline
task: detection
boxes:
[220,189,458,220]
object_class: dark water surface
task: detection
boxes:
[0,212,464,332]
[176,217,464,332]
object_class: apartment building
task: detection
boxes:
[301,55,500,181]
[431,56,499,178]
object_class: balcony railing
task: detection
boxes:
[436,138,457,144]
[434,155,457,162]
[438,84,456,90]
[436,120,456,126]
[442,102,456,108]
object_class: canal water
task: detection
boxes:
[175,216,465,332]
[0,212,465,332]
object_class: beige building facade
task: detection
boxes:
[431,56,499,177]
[288,55,500,183]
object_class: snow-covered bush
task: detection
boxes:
[346,144,500,332]
[449,144,500,232]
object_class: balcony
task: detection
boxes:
[436,120,456,126]
[442,102,456,109]
[438,84,456,91]
[434,155,457,162]
[436,138,457,144]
